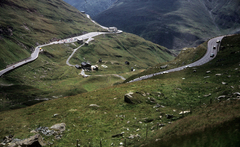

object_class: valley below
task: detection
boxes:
[0,0,240,147]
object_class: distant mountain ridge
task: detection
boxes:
[93,0,240,50]
[63,0,116,16]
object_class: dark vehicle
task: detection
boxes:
[210,53,215,57]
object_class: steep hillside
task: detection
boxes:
[0,34,239,146]
[0,0,100,70]
[0,0,174,111]
[63,0,116,16]
[94,0,240,51]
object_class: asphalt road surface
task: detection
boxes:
[128,36,225,83]
[0,14,122,77]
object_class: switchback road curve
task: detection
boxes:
[128,36,225,83]
[0,14,122,77]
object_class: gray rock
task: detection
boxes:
[124,93,142,104]
[7,134,46,147]
[204,93,211,97]
[112,132,124,138]
[128,134,141,139]
[222,82,227,85]
[215,73,222,76]
[89,104,100,107]
[36,126,55,136]
[206,71,211,74]
[50,123,66,132]
[153,103,165,108]
[160,65,168,69]
[217,95,226,100]
[1,135,14,145]
[233,92,240,96]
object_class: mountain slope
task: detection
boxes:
[94,0,240,51]
[0,0,174,110]
[0,34,239,146]
[0,0,100,70]
[63,0,116,16]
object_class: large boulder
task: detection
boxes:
[50,123,66,132]
[124,92,142,104]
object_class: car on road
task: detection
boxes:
[210,53,215,57]
[213,46,216,49]
[216,40,220,43]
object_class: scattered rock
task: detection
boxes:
[54,134,62,140]
[206,71,211,74]
[160,65,168,69]
[179,110,190,115]
[146,97,156,104]
[166,114,174,119]
[158,124,165,127]
[89,104,100,107]
[215,73,222,76]
[112,132,124,138]
[53,113,58,117]
[50,123,66,132]
[217,95,226,100]
[128,134,141,139]
[3,134,46,147]
[222,82,227,85]
[36,126,55,136]
[233,92,240,96]
[204,93,211,97]
[153,103,165,108]
[101,65,108,68]
[124,92,142,104]
[30,129,38,134]
[1,135,14,145]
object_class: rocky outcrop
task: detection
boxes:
[124,92,142,104]
[1,134,46,147]
[0,26,13,37]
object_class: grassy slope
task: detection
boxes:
[0,0,99,69]
[0,0,174,111]
[0,35,239,146]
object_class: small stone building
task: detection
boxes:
[108,27,118,33]
[81,62,92,70]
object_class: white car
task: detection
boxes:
[213,46,216,49]
[216,40,220,43]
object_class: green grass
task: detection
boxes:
[0,34,239,146]
[0,0,173,111]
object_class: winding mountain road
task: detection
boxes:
[0,14,122,77]
[0,13,224,82]
[128,36,224,83]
